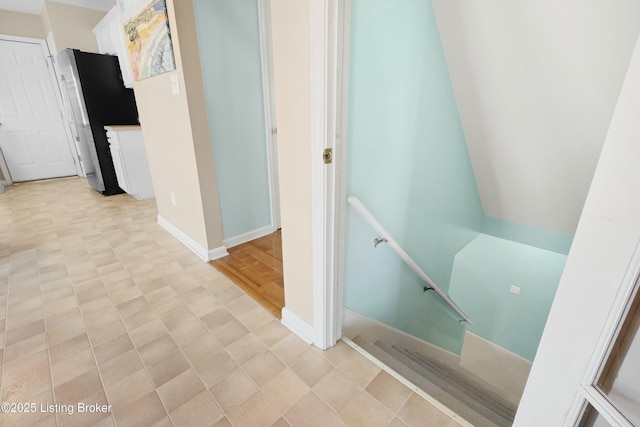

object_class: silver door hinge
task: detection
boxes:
[323,148,333,164]
[272,127,277,135]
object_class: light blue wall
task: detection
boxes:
[193,0,271,239]
[483,216,573,255]
[343,0,484,351]
[449,234,568,361]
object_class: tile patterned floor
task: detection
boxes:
[0,177,461,427]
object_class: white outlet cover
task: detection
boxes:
[510,285,521,295]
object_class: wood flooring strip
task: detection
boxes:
[209,230,284,320]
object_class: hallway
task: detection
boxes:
[0,177,461,426]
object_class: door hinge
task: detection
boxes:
[272,127,277,135]
[323,148,333,164]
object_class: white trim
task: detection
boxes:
[342,337,474,427]
[566,238,640,425]
[310,0,340,351]
[342,307,461,360]
[157,215,229,261]
[223,224,277,249]
[281,307,314,344]
[257,0,281,230]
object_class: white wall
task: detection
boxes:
[514,32,640,425]
[433,0,640,234]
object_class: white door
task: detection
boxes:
[0,38,77,182]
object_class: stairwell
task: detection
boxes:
[352,335,517,427]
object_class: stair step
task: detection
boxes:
[351,335,515,427]
[393,345,517,422]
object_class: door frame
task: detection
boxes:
[0,34,81,180]
[310,0,352,349]
[565,239,640,426]
[257,0,281,231]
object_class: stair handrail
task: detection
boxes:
[348,196,473,325]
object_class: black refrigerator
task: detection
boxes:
[57,49,139,195]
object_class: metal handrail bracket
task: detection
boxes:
[348,196,473,325]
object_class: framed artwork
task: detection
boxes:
[119,0,176,81]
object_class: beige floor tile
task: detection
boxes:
[169,390,224,427]
[170,318,210,347]
[389,417,409,427]
[147,350,191,388]
[237,306,275,332]
[121,305,160,330]
[55,388,111,427]
[336,350,382,388]
[51,351,97,388]
[242,350,286,386]
[227,391,280,427]
[271,417,292,427]
[157,368,206,412]
[3,332,47,363]
[104,368,155,410]
[0,388,54,427]
[255,319,290,347]
[181,333,223,365]
[194,350,238,388]
[284,391,347,427]
[215,286,244,304]
[129,319,168,348]
[98,349,144,387]
[1,350,52,402]
[397,394,453,427]
[213,416,233,427]
[54,368,103,405]
[112,391,167,427]
[261,368,310,413]
[200,307,235,330]
[93,334,134,365]
[291,345,333,381]
[187,295,222,318]
[225,333,267,364]
[317,339,355,366]
[340,391,395,427]
[312,368,360,413]
[366,371,413,414]
[86,318,127,346]
[137,334,179,365]
[211,319,250,346]
[209,368,258,412]
[270,333,311,366]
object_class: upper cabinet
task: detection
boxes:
[93,6,133,88]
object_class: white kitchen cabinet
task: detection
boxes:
[105,126,154,200]
[93,6,133,88]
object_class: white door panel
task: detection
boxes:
[0,39,76,182]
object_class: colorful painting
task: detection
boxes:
[119,0,176,80]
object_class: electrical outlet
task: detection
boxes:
[170,191,176,206]
[510,285,521,295]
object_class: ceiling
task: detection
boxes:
[0,0,114,15]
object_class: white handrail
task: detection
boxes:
[348,196,473,325]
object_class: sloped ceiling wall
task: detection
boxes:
[432,0,640,234]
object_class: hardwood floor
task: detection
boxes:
[209,230,284,318]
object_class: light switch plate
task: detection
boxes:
[170,74,180,95]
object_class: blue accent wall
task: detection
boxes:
[343,0,571,356]
[343,0,484,352]
[449,234,568,361]
[193,0,272,239]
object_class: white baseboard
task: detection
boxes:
[342,307,461,365]
[281,307,314,345]
[223,224,277,248]
[157,215,229,261]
